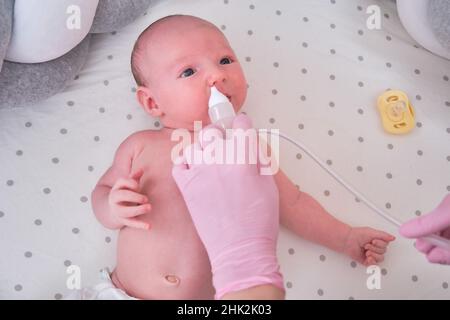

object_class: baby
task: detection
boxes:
[90,14,395,300]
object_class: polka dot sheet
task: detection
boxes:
[1,0,449,299]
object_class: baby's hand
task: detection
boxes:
[109,169,151,230]
[342,227,395,266]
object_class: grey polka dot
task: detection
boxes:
[301,68,307,74]
[107,55,113,60]
[269,118,275,124]
[55,293,63,300]
[25,121,32,128]
[358,108,364,114]
[14,284,22,291]
[444,75,449,81]
[94,136,100,142]
[220,25,226,31]
[358,30,364,36]
[386,35,392,41]
[358,55,364,61]
[356,166,363,172]
[387,144,394,150]
[296,153,302,160]
[443,282,448,289]
[80,196,88,203]
[6,180,14,186]
[330,23,336,29]
[302,42,308,48]
[303,17,309,22]
[67,101,74,107]
[417,121,423,127]
[43,188,51,194]
[329,101,335,107]
[416,94,422,101]
[328,130,334,136]
[447,156,450,162]
[416,179,422,186]
[447,186,450,192]
[249,4,255,9]
[131,87,136,92]
[286,281,292,288]
[60,128,68,134]
[0,211,4,218]
[24,251,32,258]
[34,219,42,226]
[154,121,160,127]
[74,75,79,80]
[300,95,306,101]
[105,236,111,243]
[329,74,335,80]
[275,35,280,41]
[330,0,336,4]
[324,190,330,196]
[349,296,355,300]
[88,165,94,172]
[272,89,278,95]
[384,13,390,19]
[72,227,80,234]
[330,49,336,54]
[103,80,109,86]
[415,210,421,216]
[386,173,393,179]
[99,107,105,113]
[273,62,279,68]
[298,123,304,130]
[247,30,253,36]
[64,260,71,267]
[355,197,361,202]
[245,56,251,62]
[386,202,391,209]
[318,289,324,296]
[358,81,364,87]
[386,62,392,68]
[320,254,326,261]
[447,128,450,134]
[357,5,363,11]
[288,248,295,255]
[381,268,387,276]
[414,69,421,75]
[52,157,59,164]
[412,275,418,282]
[326,159,333,165]
[16,150,23,156]
[126,114,132,120]
[276,10,281,15]
[445,101,450,107]
[351,261,357,268]
[111,31,117,35]
[358,137,364,143]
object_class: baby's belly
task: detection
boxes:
[113,212,215,300]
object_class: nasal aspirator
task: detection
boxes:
[206,86,450,251]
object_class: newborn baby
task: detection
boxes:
[91,14,395,299]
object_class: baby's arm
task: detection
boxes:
[91,133,150,230]
[275,169,395,264]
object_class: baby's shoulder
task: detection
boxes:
[116,129,162,157]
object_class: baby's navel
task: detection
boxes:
[164,274,180,286]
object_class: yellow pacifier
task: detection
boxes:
[377,90,415,134]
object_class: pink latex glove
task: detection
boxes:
[172,114,284,299]
[399,194,450,265]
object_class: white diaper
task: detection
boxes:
[65,268,137,300]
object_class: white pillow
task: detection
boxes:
[397,0,450,60]
[5,0,99,63]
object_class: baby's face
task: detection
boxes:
[138,19,247,130]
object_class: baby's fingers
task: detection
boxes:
[122,217,150,230]
[364,243,386,254]
[113,177,139,192]
[118,203,152,218]
[114,189,148,205]
[366,250,384,264]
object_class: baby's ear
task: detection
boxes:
[136,86,163,117]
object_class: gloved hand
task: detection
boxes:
[399,194,450,265]
[172,113,284,299]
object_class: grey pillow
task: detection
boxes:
[428,0,450,52]
[90,0,152,33]
[0,0,13,72]
[0,35,91,109]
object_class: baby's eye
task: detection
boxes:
[220,57,233,65]
[180,68,195,78]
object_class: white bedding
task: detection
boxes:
[1,0,449,299]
